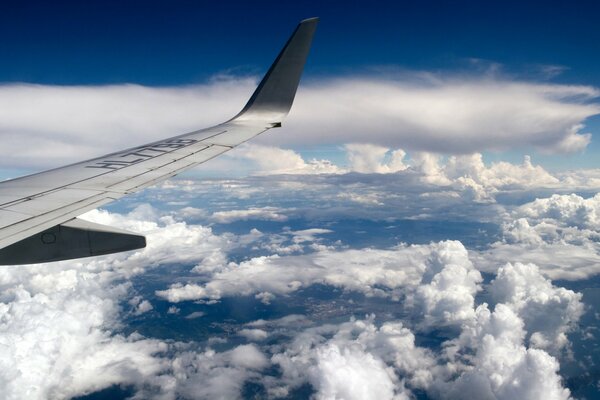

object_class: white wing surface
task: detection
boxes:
[0,18,318,264]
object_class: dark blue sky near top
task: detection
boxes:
[1,0,600,86]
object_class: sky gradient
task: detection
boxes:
[2,1,600,86]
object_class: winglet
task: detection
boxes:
[233,17,318,123]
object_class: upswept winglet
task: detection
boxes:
[233,17,319,123]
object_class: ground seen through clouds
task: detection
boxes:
[1,149,599,399]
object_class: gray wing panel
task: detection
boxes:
[0,123,269,249]
[0,193,115,249]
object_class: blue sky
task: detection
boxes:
[2,0,600,86]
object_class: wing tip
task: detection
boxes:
[300,17,320,24]
[232,17,318,123]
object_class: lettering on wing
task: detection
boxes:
[86,138,198,170]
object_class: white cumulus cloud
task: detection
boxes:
[210,206,290,223]
[155,241,475,303]
[476,193,600,280]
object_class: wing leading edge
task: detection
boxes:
[0,18,318,265]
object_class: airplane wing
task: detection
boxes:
[0,18,318,265]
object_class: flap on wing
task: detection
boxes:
[0,218,145,265]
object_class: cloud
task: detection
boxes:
[184,311,205,320]
[254,292,276,305]
[268,294,577,400]
[129,296,154,315]
[0,195,587,399]
[134,190,580,400]
[0,263,168,400]
[221,144,579,204]
[269,317,425,399]
[445,154,560,196]
[155,237,487,342]
[475,193,600,280]
[246,314,310,329]
[489,263,583,354]
[238,328,269,341]
[345,143,407,174]
[410,241,483,329]
[557,168,600,189]
[146,344,270,400]
[179,145,589,226]
[210,206,289,223]
[227,144,344,175]
[144,164,600,283]
[438,304,572,400]
[155,241,469,302]
[514,193,600,230]
[0,74,598,170]
[337,191,384,205]
[229,344,270,370]
[80,205,233,273]
[287,77,599,154]
[310,344,408,400]
[0,205,266,400]
[0,82,248,169]
[286,228,334,243]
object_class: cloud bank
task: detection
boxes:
[469,193,600,280]
[224,144,591,203]
[266,260,581,400]
[0,73,598,169]
[0,195,589,399]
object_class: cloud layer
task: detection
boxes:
[0,193,589,399]
[224,143,595,203]
[476,193,600,280]
[0,73,598,169]
[265,258,581,400]
[288,77,599,153]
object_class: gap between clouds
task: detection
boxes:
[0,73,598,169]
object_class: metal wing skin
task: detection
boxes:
[0,18,318,265]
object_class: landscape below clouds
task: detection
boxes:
[2,152,600,399]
